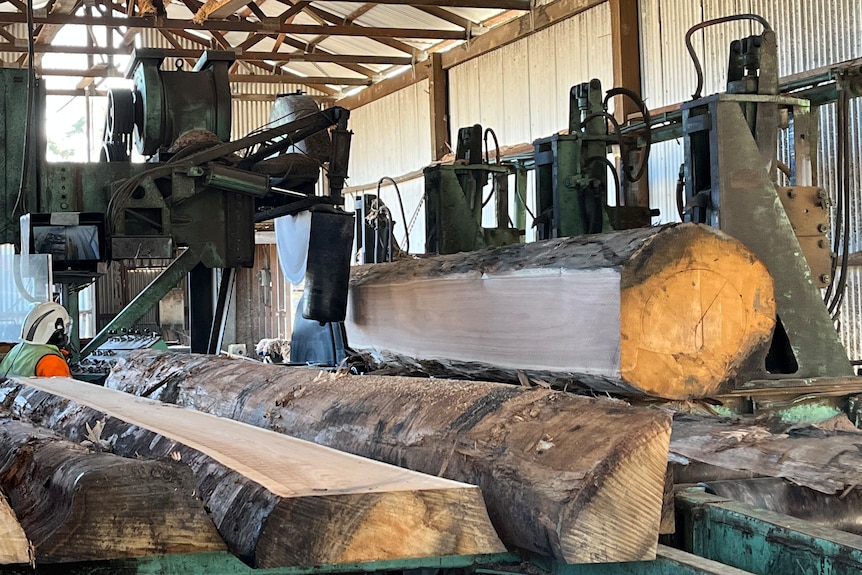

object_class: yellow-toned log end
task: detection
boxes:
[0,496,30,566]
[620,223,776,400]
[561,418,671,563]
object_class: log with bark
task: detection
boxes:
[0,376,505,568]
[0,418,225,564]
[670,413,862,495]
[347,223,776,400]
[0,488,29,565]
[106,351,673,564]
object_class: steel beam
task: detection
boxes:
[678,489,862,575]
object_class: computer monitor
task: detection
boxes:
[21,213,107,272]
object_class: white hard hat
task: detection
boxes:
[21,302,71,345]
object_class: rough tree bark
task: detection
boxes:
[347,223,776,400]
[0,377,504,569]
[0,418,224,564]
[106,351,673,564]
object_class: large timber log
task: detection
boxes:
[0,488,29,565]
[0,418,224,564]
[0,376,504,569]
[106,351,673,564]
[347,223,776,400]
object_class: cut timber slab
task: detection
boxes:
[0,418,224,564]
[1,376,505,569]
[347,223,776,400]
[0,488,29,565]
[106,351,673,564]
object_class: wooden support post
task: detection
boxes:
[609,0,649,208]
[427,53,450,160]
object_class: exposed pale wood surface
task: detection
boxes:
[0,491,29,565]
[0,418,223,563]
[3,376,503,567]
[13,377,471,497]
[347,223,776,400]
[106,351,674,563]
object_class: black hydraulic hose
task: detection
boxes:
[828,86,852,318]
[600,87,652,182]
[483,127,501,165]
[675,163,686,221]
[586,156,621,232]
[377,176,409,255]
[685,14,773,100]
[824,89,846,309]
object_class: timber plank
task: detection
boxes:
[106,352,673,563]
[0,377,504,568]
[0,418,224,564]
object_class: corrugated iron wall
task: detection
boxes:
[348,77,432,186]
[449,2,613,146]
[639,0,862,360]
[344,3,614,253]
[343,77,431,253]
[232,244,293,353]
[95,259,174,334]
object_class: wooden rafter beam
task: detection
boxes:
[0,42,411,65]
[0,12,466,38]
[321,0,528,8]
[229,73,369,85]
[277,0,309,22]
[48,87,335,101]
[301,2,377,53]
[5,0,27,12]
[442,0,605,68]
[303,4,420,55]
[273,34,378,78]
[245,1,267,21]
[37,67,122,77]
[415,5,473,30]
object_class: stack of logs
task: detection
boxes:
[0,363,673,569]
[0,223,779,569]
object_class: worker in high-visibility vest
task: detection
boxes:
[0,302,72,377]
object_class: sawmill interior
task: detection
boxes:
[1,0,862,573]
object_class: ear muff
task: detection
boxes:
[46,317,68,348]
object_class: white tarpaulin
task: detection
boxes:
[274,212,312,285]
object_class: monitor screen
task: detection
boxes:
[32,224,101,262]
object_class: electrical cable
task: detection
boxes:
[377,177,409,254]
